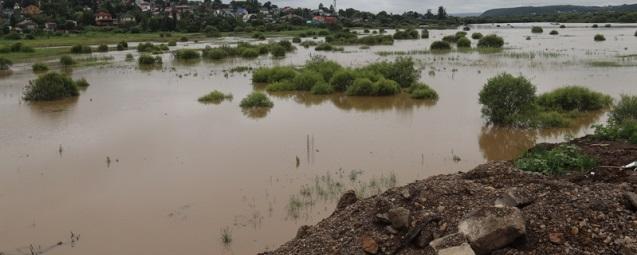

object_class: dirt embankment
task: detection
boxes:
[262,136,637,255]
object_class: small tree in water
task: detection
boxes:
[479,73,536,125]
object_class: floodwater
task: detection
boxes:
[1,23,636,254]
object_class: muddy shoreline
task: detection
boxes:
[263,136,637,254]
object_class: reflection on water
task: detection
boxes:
[242,107,271,119]
[27,97,79,117]
[268,91,437,112]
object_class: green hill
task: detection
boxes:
[481,4,637,17]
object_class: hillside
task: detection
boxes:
[481,4,637,17]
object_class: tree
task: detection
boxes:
[437,6,447,19]
[479,73,537,125]
[425,9,435,19]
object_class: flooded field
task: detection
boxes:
[1,23,637,254]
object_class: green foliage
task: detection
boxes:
[138,54,162,66]
[32,63,49,73]
[292,37,302,43]
[393,29,419,40]
[330,70,356,91]
[23,72,79,101]
[594,120,637,143]
[409,83,439,100]
[456,31,467,38]
[373,78,401,96]
[0,57,12,70]
[536,86,612,112]
[168,40,177,46]
[270,44,287,58]
[430,40,451,50]
[252,32,266,40]
[278,40,294,51]
[198,90,233,103]
[310,82,334,95]
[75,78,90,88]
[549,30,559,35]
[594,34,606,41]
[362,57,418,88]
[479,73,537,125]
[442,35,458,43]
[97,44,109,52]
[204,26,221,37]
[471,32,484,40]
[0,42,34,53]
[609,95,637,124]
[292,71,325,91]
[202,47,228,60]
[266,80,297,92]
[315,43,343,51]
[174,49,201,60]
[304,57,343,81]
[179,36,188,42]
[240,92,274,108]
[531,26,544,33]
[252,66,298,83]
[70,44,92,54]
[137,43,167,53]
[477,34,504,48]
[125,53,134,62]
[240,48,259,58]
[356,35,394,45]
[515,145,596,175]
[535,111,571,128]
[59,55,75,66]
[421,29,430,39]
[457,37,471,48]
[346,78,376,96]
[117,41,128,51]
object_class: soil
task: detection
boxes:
[262,136,637,255]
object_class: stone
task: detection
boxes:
[387,207,410,230]
[361,235,379,254]
[458,206,526,255]
[401,188,411,199]
[438,243,476,255]
[625,192,637,211]
[620,237,637,255]
[375,213,391,224]
[336,190,358,210]
[494,187,534,208]
[570,226,579,236]
[416,229,435,248]
[295,225,312,239]
[549,232,564,245]
[430,233,475,255]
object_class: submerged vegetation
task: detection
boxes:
[594,34,606,41]
[138,54,162,66]
[198,90,233,104]
[430,41,451,50]
[23,72,80,101]
[252,56,437,99]
[32,62,49,73]
[531,26,544,33]
[479,73,611,128]
[594,95,637,143]
[477,34,505,48]
[201,41,295,60]
[240,92,274,108]
[0,57,12,71]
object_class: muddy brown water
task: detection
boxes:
[1,23,637,254]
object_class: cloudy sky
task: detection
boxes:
[267,0,636,14]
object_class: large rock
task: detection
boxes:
[625,192,637,211]
[495,187,535,208]
[361,235,379,254]
[430,233,475,255]
[458,206,526,255]
[336,190,358,210]
[387,207,410,230]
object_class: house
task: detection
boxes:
[16,19,37,31]
[44,22,57,32]
[95,11,113,26]
[137,1,151,12]
[235,8,248,16]
[22,4,41,16]
[312,15,337,25]
[242,13,257,22]
[119,14,135,23]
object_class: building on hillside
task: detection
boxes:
[95,11,113,26]
[44,22,57,32]
[16,19,37,31]
[22,4,40,16]
[235,8,248,16]
[137,1,152,12]
[312,15,337,25]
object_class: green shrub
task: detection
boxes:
[535,111,571,128]
[479,73,536,125]
[477,34,504,48]
[515,145,596,175]
[310,82,334,95]
[362,57,417,88]
[179,36,188,42]
[456,31,467,38]
[198,90,233,103]
[202,48,228,60]
[442,35,458,43]
[330,70,356,91]
[117,41,128,50]
[471,32,483,40]
[252,66,297,83]
[549,30,559,35]
[240,92,273,108]
[346,78,376,96]
[393,29,419,40]
[594,34,606,41]
[292,71,324,91]
[70,44,92,54]
[278,40,294,51]
[138,54,162,66]
[374,78,400,96]
[300,40,318,48]
[536,86,612,112]
[4,42,34,53]
[138,43,164,52]
[60,55,75,66]
[421,29,429,39]
[592,24,599,28]
[125,53,134,61]
[560,24,566,28]
[430,40,451,50]
[168,40,177,46]
[174,49,201,60]
[266,80,297,92]
[75,78,90,88]
[356,35,394,45]
[240,48,259,58]
[457,37,471,48]
[292,37,302,43]
[315,43,343,51]
[531,26,543,33]
[97,44,109,52]
[610,95,637,124]
[409,83,438,100]
[23,72,79,101]
[252,32,266,40]
[270,44,286,58]
[204,26,221,37]
[605,24,612,28]
[304,57,343,81]
[32,62,49,73]
[0,57,13,70]
[594,120,637,143]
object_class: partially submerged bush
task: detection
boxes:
[315,43,343,51]
[609,95,637,124]
[266,80,297,92]
[536,86,612,112]
[421,29,429,39]
[457,37,471,48]
[471,32,483,40]
[240,48,259,58]
[117,41,128,50]
[23,72,79,101]
[479,73,536,125]
[0,57,12,70]
[138,54,162,66]
[549,30,559,35]
[409,83,438,100]
[60,55,75,66]
[442,35,458,43]
[330,70,356,91]
[346,78,376,96]
[125,53,134,61]
[362,57,418,88]
[174,49,201,60]
[430,41,451,50]
[75,78,90,88]
[531,26,543,33]
[477,34,504,48]
[393,29,419,40]
[138,43,167,53]
[70,44,92,54]
[292,71,324,91]
[594,34,606,41]
[32,63,49,73]
[240,92,273,108]
[97,44,109,52]
[292,37,302,43]
[310,82,334,95]
[373,78,401,96]
[270,44,287,58]
[515,144,596,175]
[198,90,233,103]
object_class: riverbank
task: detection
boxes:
[263,135,637,255]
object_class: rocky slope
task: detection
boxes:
[262,136,637,255]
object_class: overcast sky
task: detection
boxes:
[266,0,636,14]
